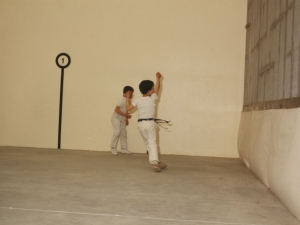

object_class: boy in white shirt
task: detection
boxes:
[110,86,134,155]
[125,72,167,172]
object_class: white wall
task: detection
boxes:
[0,0,247,157]
[238,109,300,221]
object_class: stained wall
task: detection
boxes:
[244,0,300,111]
[239,0,300,220]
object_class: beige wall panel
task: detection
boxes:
[275,0,281,20]
[258,84,264,103]
[280,0,287,14]
[264,71,272,102]
[244,0,300,110]
[286,7,293,54]
[284,55,292,98]
[240,0,300,221]
[0,0,247,157]
[251,49,259,103]
[238,109,300,221]
[237,111,252,168]
[295,1,300,50]
[260,1,267,39]
[292,49,300,97]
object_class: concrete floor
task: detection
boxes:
[0,146,299,225]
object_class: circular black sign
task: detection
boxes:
[56,53,71,69]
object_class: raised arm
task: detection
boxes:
[154,72,162,94]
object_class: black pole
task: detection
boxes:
[55,53,71,149]
[58,68,64,149]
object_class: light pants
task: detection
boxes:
[138,121,159,164]
[110,116,127,150]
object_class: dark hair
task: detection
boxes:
[139,80,154,94]
[123,86,134,94]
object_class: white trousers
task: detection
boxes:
[110,116,127,150]
[138,121,159,164]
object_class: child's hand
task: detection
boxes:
[126,119,129,126]
[156,72,162,78]
[125,113,132,119]
[125,91,132,98]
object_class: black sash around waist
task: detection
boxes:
[138,118,154,122]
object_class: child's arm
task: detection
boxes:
[114,106,131,119]
[154,72,162,94]
[125,92,135,111]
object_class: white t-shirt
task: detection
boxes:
[132,93,157,119]
[117,97,127,113]
[112,97,126,120]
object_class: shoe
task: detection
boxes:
[158,161,167,169]
[120,149,132,154]
[111,149,118,155]
[153,161,161,172]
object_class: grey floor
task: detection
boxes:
[0,146,299,225]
